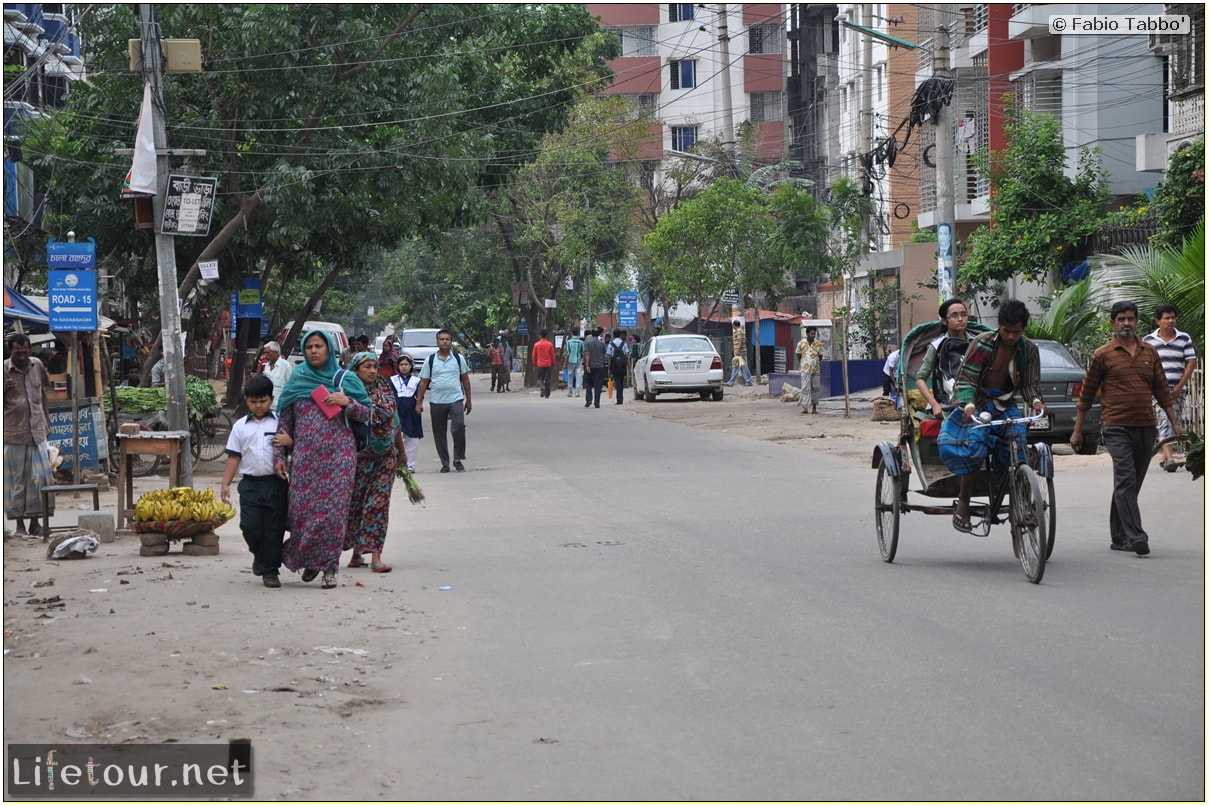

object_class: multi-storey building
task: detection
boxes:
[4,2,85,250]
[589,3,789,164]
[1137,2,1205,171]
[801,4,1170,342]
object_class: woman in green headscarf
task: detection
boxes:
[342,351,402,572]
[273,330,371,589]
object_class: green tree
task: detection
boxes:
[487,94,644,384]
[1023,278,1106,364]
[766,181,833,290]
[1092,219,1205,358]
[644,178,778,334]
[961,101,1112,286]
[22,4,613,395]
[827,176,873,415]
[1152,138,1205,250]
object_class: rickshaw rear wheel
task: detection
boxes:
[1010,464,1047,583]
[875,461,901,562]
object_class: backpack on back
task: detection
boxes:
[610,341,628,374]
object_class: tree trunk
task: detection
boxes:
[175,187,267,304]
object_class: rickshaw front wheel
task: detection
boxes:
[1010,464,1047,583]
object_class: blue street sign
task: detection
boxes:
[46,238,96,269]
[235,277,263,318]
[48,269,98,331]
[516,321,529,336]
[229,293,238,338]
[618,290,638,328]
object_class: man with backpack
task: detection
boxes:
[607,328,629,405]
[414,328,472,473]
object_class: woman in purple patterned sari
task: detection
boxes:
[272,331,371,589]
[343,351,401,572]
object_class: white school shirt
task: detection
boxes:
[224,411,280,477]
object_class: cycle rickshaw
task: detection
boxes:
[871,321,1057,583]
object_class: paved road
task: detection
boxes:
[307,389,1205,801]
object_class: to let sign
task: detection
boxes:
[161,175,217,236]
[48,270,98,331]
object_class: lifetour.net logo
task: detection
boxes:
[7,742,253,797]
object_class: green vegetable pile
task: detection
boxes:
[115,376,219,422]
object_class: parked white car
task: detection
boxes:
[633,334,725,401]
[276,320,349,367]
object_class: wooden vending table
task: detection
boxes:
[116,430,190,527]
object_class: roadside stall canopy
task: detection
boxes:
[4,285,50,326]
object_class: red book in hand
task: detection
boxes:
[310,385,342,419]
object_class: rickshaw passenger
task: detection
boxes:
[940,299,1047,533]
[915,297,971,418]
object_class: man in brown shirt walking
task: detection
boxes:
[1072,301,1180,556]
[4,334,54,535]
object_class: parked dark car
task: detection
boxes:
[1033,339,1101,454]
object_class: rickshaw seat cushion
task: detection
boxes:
[919,418,941,438]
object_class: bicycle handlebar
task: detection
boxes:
[971,412,1046,428]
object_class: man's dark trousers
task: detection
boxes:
[430,399,466,470]
[1103,425,1155,548]
[584,368,604,408]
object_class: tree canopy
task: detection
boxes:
[960,101,1111,287]
[21,4,615,351]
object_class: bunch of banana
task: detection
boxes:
[134,487,236,523]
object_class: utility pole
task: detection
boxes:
[716,4,736,169]
[139,3,192,485]
[934,12,956,302]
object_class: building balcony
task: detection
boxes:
[40,13,69,54]
[5,3,42,35]
[1009,4,1076,40]
[954,29,988,68]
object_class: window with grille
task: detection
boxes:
[1016,72,1062,119]
[621,93,659,119]
[748,23,781,54]
[749,91,781,122]
[669,4,694,23]
[671,125,698,151]
[1169,15,1204,95]
[966,4,989,35]
[965,53,990,201]
[670,59,696,90]
[919,123,937,214]
[607,25,657,57]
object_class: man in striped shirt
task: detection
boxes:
[1073,301,1180,556]
[1143,304,1197,472]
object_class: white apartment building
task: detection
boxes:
[589,3,789,164]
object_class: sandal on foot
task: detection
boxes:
[952,513,974,534]
[321,573,337,590]
[371,561,392,573]
[301,568,320,583]
[348,556,368,568]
